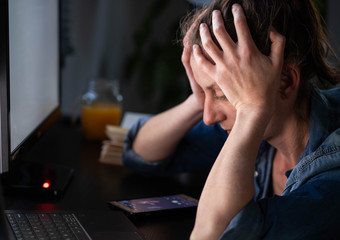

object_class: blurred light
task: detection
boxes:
[42,181,51,189]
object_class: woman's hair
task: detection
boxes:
[180,0,339,122]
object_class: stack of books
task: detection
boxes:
[99,125,128,166]
[99,112,152,166]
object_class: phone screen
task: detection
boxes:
[109,194,198,215]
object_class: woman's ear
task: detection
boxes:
[279,63,300,99]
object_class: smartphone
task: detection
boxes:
[108,194,198,216]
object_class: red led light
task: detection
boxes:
[42,181,51,189]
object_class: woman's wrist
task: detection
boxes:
[184,94,204,116]
[236,103,274,125]
[232,106,272,144]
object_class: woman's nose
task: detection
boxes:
[203,99,224,126]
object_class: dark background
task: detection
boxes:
[60,0,340,117]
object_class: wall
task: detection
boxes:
[61,0,340,118]
[61,0,191,117]
[327,0,340,61]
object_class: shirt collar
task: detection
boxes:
[299,85,340,161]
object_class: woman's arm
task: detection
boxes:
[190,5,285,239]
[192,108,269,239]
[132,94,203,162]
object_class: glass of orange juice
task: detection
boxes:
[81,79,123,140]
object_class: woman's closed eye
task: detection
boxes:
[213,90,227,100]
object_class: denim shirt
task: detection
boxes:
[123,86,340,239]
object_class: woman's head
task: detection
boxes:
[181,0,339,124]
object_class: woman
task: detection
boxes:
[123,0,340,239]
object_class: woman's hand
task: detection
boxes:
[193,4,286,119]
[182,44,205,111]
[181,12,206,112]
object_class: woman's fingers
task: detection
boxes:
[182,46,200,94]
[200,5,257,68]
[193,44,215,74]
[199,9,238,64]
[231,4,254,49]
[182,45,205,109]
[269,27,286,69]
[192,43,217,91]
[201,5,255,61]
[211,10,235,53]
[182,8,210,82]
[181,46,194,80]
[199,23,223,62]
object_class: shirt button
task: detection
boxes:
[254,171,259,177]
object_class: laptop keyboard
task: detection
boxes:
[6,212,91,240]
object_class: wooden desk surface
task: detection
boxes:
[4,119,209,240]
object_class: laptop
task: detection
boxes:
[0,182,144,240]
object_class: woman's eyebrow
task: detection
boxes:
[206,84,220,91]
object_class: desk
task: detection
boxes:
[4,119,209,240]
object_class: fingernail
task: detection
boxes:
[212,10,219,19]
[232,4,240,18]
[200,23,205,31]
[212,10,223,30]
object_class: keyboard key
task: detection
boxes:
[6,212,90,240]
